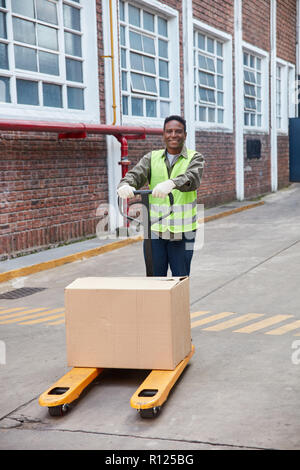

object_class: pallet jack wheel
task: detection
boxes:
[139,406,161,419]
[48,404,69,417]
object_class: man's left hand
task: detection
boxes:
[152,179,175,198]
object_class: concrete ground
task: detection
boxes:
[1,184,300,451]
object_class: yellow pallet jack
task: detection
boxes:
[39,190,195,418]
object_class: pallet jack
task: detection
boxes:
[39,190,195,418]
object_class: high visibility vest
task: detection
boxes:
[149,149,198,233]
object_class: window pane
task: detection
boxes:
[121,71,127,90]
[128,5,140,27]
[63,4,81,31]
[146,99,156,117]
[143,35,155,55]
[198,33,205,50]
[218,109,224,123]
[39,51,59,75]
[208,107,215,122]
[36,0,58,25]
[0,12,7,39]
[158,39,168,58]
[159,79,169,97]
[13,18,36,45]
[120,25,125,46]
[122,95,128,115]
[217,41,223,57]
[130,52,143,70]
[43,83,62,107]
[0,43,8,69]
[160,100,169,118]
[67,86,84,109]
[129,31,142,50]
[0,0,6,7]
[119,1,125,22]
[11,0,34,18]
[131,97,143,116]
[0,76,10,102]
[158,17,167,37]
[207,38,214,53]
[144,75,156,93]
[121,48,126,68]
[15,45,37,71]
[144,56,155,74]
[131,72,144,91]
[199,106,206,121]
[65,32,82,57]
[159,60,168,78]
[66,58,83,82]
[16,79,39,105]
[37,24,58,50]
[143,11,154,32]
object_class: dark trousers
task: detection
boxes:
[143,231,196,277]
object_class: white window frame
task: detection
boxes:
[192,19,232,132]
[118,0,180,127]
[276,58,296,134]
[242,41,269,134]
[0,0,99,123]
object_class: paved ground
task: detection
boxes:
[1,184,300,451]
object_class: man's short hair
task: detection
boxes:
[163,115,186,133]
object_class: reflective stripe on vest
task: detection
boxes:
[149,149,198,233]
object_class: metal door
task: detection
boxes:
[289,118,300,182]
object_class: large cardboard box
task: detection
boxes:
[65,276,191,370]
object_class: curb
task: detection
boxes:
[0,201,264,284]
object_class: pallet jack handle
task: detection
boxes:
[118,190,174,277]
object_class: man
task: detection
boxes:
[117,115,205,277]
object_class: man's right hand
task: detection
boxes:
[117,184,135,199]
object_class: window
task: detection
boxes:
[276,60,296,133]
[243,52,262,127]
[119,0,174,119]
[193,32,224,124]
[276,64,282,129]
[0,0,99,120]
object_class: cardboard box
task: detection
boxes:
[65,277,191,370]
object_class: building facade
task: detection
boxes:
[0,0,299,259]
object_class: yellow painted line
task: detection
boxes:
[0,307,27,315]
[0,308,64,324]
[203,313,264,331]
[199,201,265,224]
[0,308,47,320]
[47,318,65,325]
[234,315,294,334]
[265,320,300,336]
[0,236,142,284]
[190,310,211,319]
[20,313,65,325]
[191,312,235,328]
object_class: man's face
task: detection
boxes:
[163,120,187,154]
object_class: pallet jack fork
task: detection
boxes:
[39,190,195,418]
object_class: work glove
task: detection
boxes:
[152,179,175,198]
[117,184,135,199]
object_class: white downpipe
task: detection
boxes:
[234,0,244,200]
[270,0,278,192]
[182,0,196,150]
[102,0,121,231]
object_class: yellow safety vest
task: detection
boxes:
[149,149,198,233]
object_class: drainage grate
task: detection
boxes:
[0,287,47,299]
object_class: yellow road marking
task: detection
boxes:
[0,308,26,315]
[47,318,65,325]
[203,313,264,331]
[233,315,294,333]
[190,310,211,319]
[20,313,65,325]
[0,308,47,320]
[191,312,235,328]
[265,320,300,336]
[0,308,65,324]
